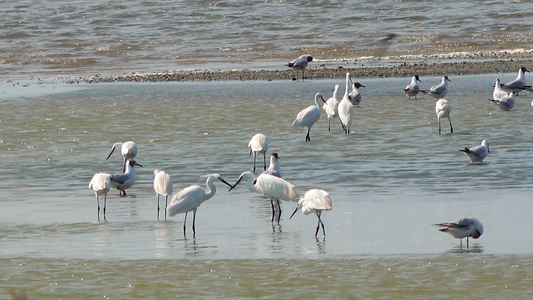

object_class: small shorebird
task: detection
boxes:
[286,55,313,81]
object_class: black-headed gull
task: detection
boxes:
[290,189,332,237]
[434,217,484,248]
[424,76,451,99]
[110,158,143,196]
[262,152,282,178]
[459,140,490,164]
[349,82,365,107]
[286,55,313,81]
[489,92,515,111]
[404,75,421,99]
[502,66,530,95]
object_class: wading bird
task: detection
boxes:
[404,75,421,99]
[289,189,332,237]
[459,140,490,164]
[89,173,111,221]
[338,72,354,134]
[323,84,340,131]
[110,158,143,196]
[502,66,530,95]
[153,170,173,221]
[292,93,326,142]
[248,133,268,173]
[489,92,515,111]
[106,141,138,172]
[286,54,313,81]
[423,76,451,99]
[435,99,453,135]
[229,171,299,223]
[434,217,484,248]
[166,174,233,235]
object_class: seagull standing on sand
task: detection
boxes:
[434,217,484,249]
[435,99,453,135]
[423,76,451,99]
[404,75,421,99]
[292,93,326,142]
[459,140,490,164]
[502,67,530,95]
[286,55,313,81]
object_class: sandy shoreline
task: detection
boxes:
[70,58,533,83]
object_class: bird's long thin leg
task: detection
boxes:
[96,194,100,221]
[438,117,442,135]
[305,128,311,142]
[157,194,160,221]
[192,209,197,235]
[328,118,331,131]
[253,152,257,173]
[449,117,453,134]
[276,199,282,223]
[263,152,267,171]
[318,213,326,237]
[164,195,168,220]
[183,212,188,234]
[103,194,107,222]
[270,199,276,223]
[467,237,470,249]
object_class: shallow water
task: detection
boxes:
[1,73,533,297]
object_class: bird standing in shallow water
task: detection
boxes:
[348,82,365,107]
[286,55,313,81]
[459,140,490,164]
[338,72,354,134]
[292,93,326,142]
[248,133,269,173]
[404,75,421,99]
[290,189,332,237]
[106,141,137,172]
[424,76,451,99]
[89,173,112,221]
[434,217,484,249]
[153,170,173,221]
[262,152,282,178]
[323,84,340,131]
[110,158,143,196]
[490,92,515,111]
[435,99,453,135]
[502,66,530,95]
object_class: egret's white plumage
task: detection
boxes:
[404,75,421,99]
[490,92,515,111]
[292,93,326,142]
[248,133,269,173]
[323,84,340,131]
[89,173,112,221]
[338,72,354,134]
[492,78,508,101]
[289,189,332,237]
[166,174,232,234]
[153,170,173,221]
[106,141,138,172]
[286,54,313,81]
[459,140,490,164]
[229,171,299,223]
[434,217,484,248]
[435,99,453,135]
[424,76,451,99]
[262,152,282,178]
[348,82,365,107]
[502,66,530,95]
[110,158,143,196]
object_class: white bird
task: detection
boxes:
[459,140,490,164]
[434,217,484,248]
[404,75,421,99]
[89,173,112,221]
[423,76,451,99]
[502,66,530,95]
[263,152,282,178]
[153,170,173,221]
[348,82,365,107]
[229,171,299,223]
[489,92,515,111]
[292,92,326,142]
[286,54,313,81]
[338,72,354,134]
[435,99,453,135]
[166,174,233,235]
[248,133,269,173]
[492,78,508,101]
[323,84,340,131]
[110,158,143,196]
[289,189,332,237]
[106,141,138,172]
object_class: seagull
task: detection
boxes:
[110,158,143,196]
[404,75,421,99]
[289,189,332,237]
[502,66,530,95]
[292,93,326,142]
[286,55,313,81]
[106,141,138,172]
[434,217,484,248]
[459,140,490,164]
[435,99,453,135]
[338,72,354,134]
[154,170,173,221]
[423,76,451,99]
[489,92,515,111]
[262,152,282,178]
[248,133,269,173]
[323,84,340,131]
[492,78,508,101]
[348,82,365,107]
[89,173,112,221]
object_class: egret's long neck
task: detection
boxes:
[203,178,217,201]
[333,85,339,98]
[344,75,350,99]
[314,95,321,107]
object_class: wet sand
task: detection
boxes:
[70,58,533,83]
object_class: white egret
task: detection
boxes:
[292,93,326,142]
[286,54,313,81]
[502,66,530,95]
[89,173,112,221]
[166,174,233,235]
[110,158,143,196]
[434,217,484,248]
[262,152,282,178]
[338,72,354,134]
[459,140,490,164]
[154,170,173,221]
[229,171,299,223]
[323,84,340,131]
[404,75,421,99]
[248,133,268,173]
[348,82,365,107]
[435,99,453,135]
[489,92,515,111]
[106,141,138,172]
[423,76,451,99]
[289,189,332,237]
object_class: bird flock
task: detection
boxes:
[89,59,531,247]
